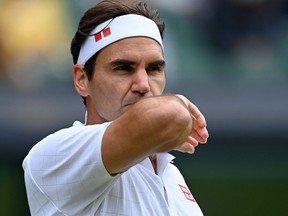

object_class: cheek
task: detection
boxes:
[93,83,116,103]
[161,77,166,91]
[92,79,125,108]
[151,76,166,94]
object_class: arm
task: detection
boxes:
[102,95,208,175]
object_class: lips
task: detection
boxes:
[123,97,141,107]
[124,101,138,107]
[123,94,152,108]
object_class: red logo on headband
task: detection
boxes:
[94,27,111,42]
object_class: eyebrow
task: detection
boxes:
[110,59,136,67]
[110,59,166,68]
[147,60,166,68]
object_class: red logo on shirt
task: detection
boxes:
[179,184,196,202]
[94,27,111,42]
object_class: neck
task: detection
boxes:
[149,154,158,174]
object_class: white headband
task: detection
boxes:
[77,14,163,65]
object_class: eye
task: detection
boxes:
[146,60,165,74]
[146,66,161,72]
[113,65,133,72]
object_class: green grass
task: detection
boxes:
[187,179,288,216]
[0,165,30,216]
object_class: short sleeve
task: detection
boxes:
[23,121,118,215]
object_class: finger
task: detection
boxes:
[174,141,197,154]
[186,136,199,147]
[175,95,206,126]
[191,127,209,144]
[195,114,207,128]
[191,113,207,130]
[175,94,209,142]
[187,102,203,120]
[191,112,208,139]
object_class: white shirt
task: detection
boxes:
[23,121,203,216]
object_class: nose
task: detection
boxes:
[131,70,151,94]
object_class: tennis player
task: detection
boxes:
[23,0,209,215]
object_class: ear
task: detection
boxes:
[73,64,89,97]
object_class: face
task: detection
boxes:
[84,37,166,124]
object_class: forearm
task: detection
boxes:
[102,95,193,174]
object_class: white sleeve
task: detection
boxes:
[23,122,119,215]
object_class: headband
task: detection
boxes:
[77,14,163,65]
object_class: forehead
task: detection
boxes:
[98,37,164,61]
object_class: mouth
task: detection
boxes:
[123,99,140,110]
[123,95,151,109]
[123,102,136,109]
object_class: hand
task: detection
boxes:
[174,95,209,153]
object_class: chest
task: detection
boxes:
[96,163,203,216]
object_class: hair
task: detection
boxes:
[70,0,165,105]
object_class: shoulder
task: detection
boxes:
[164,160,191,192]
[166,162,185,180]
[34,121,110,150]
[23,121,112,168]
[22,121,116,215]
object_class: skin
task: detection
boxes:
[73,37,209,175]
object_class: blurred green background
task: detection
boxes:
[0,0,287,215]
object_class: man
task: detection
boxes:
[23,0,209,215]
